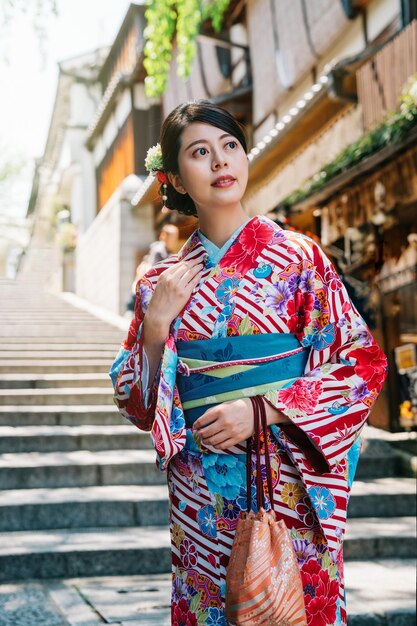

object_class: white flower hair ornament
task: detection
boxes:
[144,143,164,174]
[144,143,170,211]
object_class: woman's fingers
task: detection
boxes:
[159,260,204,294]
[215,438,238,451]
[177,261,205,286]
[196,421,222,440]
[165,258,204,280]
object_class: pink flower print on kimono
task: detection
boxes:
[278,379,323,415]
[301,559,339,626]
[220,218,275,274]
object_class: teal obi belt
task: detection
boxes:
[175,333,309,428]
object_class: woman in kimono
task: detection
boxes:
[109,100,387,626]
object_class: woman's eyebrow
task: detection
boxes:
[184,133,234,152]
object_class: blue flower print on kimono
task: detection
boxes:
[197,505,217,538]
[301,322,336,350]
[201,453,246,500]
[206,607,227,626]
[170,404,185,434]
[308,486,337,520]
[215,276,240,303]
[212,275,241,338]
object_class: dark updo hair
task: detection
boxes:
[160,99,248,217]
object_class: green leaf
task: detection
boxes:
[238,314,254,335]
[215,493,223,517]
[190,590,202,614]
[290,528,303,540]
[270,457,279,474]
[143,0,231,96]
[197,609,208,625]
[321,550,332,569]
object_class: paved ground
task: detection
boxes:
[0,558,415,626]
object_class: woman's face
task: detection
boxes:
[168,122,248,215]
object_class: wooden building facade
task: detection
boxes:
[281,21,417,431]
[85,3,161,214]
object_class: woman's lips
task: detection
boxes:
[211,178,236,188]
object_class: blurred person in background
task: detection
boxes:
[124,224,179,317]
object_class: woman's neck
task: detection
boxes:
[197,208,249,249]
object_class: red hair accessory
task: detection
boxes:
[156,170,169,185]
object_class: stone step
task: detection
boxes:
[0,336,123,344]
[0,526,171,583]
[0,517,414,582]
[0,485,169,531]
[0,362,112,373]
[0,478,413,533]
[0,330,123,337]
[0,406,122,426]
[344,516,416,560]
[0,320,118,330]
[49,563,417,626]
[346,559,417,626]
[0,326,122,336]
[0,387,114,405]
[0,305,91,310]
[0,425,152,453]
[0,566,414,626]
[0,315,104,322]
[355,438,406,478]
[0,343,119,350]
[0,449,165,490]
[0,349,118,358]
[0,373,112,389]
[348,477,416,518]
[0,412,411,475]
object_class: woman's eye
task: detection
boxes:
[227,141,237,149]
[195,147,208,156]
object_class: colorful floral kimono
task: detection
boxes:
[109,215,387,626]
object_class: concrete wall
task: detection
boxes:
[75,178,155,315]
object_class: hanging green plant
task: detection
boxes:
[144,0,231,97]
[283,74,417,208]
[176,0,202,79]
[143,0,177,98]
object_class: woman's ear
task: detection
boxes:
[167,172,187,195]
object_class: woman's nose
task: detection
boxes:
[212,154,227,169]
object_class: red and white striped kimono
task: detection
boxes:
[110,214,387,626]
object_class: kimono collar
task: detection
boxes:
[178,216,253,265]
[197,218,252,266]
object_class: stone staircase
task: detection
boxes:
[0,278,415,625]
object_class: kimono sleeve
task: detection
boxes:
[264,238,388,473]
[108,277,162,431]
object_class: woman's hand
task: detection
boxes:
[193,398,255,450]
[144,258,205,337]
[193,397,291,450]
